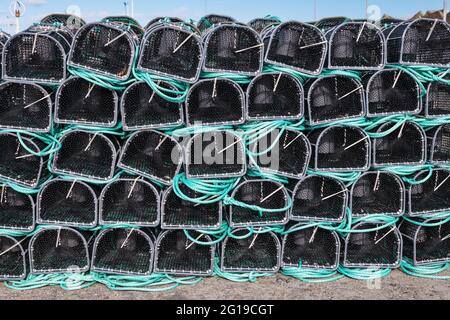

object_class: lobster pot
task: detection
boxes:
[342,223,402,268]
[154,230,214,276]
[400,218,450,266]
[2,26,72,85]
[121,81,184,131]
[0,235,28,281]
[378,18,404,29]
[407,169,450,216]
[40,14,86,32]
[52,130,119,182]
[291,175,347,222]
[37,179,97,228]
[185,131,246,179]
[0,81,52,132]
[306,75,365,125]
[327,22,385,70]
[29,227,91,274]
[0,133,48,188]
[425,81,450,118]
[251,129,311,179]
[372,121,426,167]
[197,14,236,33]
[145,17,185,30]
[351,172,405,217]
[203,24,263,76]
[99,178,160,227]
[0,186,34,232]
[246,72,304,121]
[221,229,281,273]
[282,225,340,270]
[265,21,327,75]
[185,78,245,126]
[101,16,144,38]
[0,32,10,78]
[315,17,348,32]
[118,130,182,185]
[308,126,370,172]
[248,18,280,33]
[55,77,118,128]
[68,22,139,80]
[91,228,155,276]
[137,25,203,83]
[386,19,450,67]
[366,69,421,117]
[161,185,222,230]
[428,124,450,165]
[228,180,290,228]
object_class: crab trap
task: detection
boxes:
[185,78,245,126]
[40,13,86,32]
[221,229,281,273]
[424,80,450,118]
[0,235,28,281]
[291,175,347,223]
[137,24,203,83]
[99,178,160,227]
[120,81,184,131]
[0,185,35,232]
[197,14,236,33]
[315,17,349,32]
[52,130,120,182]
[101,16,144,39]
[400,218,450,266]
[246,72,304,121]
[2,25,72,85]
[91,228,155,276]
[185,131,246,179]
[327,21,385,70]
[0,81,52,133]
[153,230,215,276]
[203,24,263,76]
[37,179,98,228]
[161,185,222,230]
[281,225,340,270]
[342,223,402,268]
[55,77,119,128]
[227,179,290,228]
[265,21,327,75]
[371,121,426,167]
[365,68,422,117]
[145,17,185,30]
[68,22,139,80]
[308,126,370,172]
[118,130,182,185]
[427,124,450,165]
[306,75,365,125]
[385,18,450,67]
[29,227,91,274]
[248,17,280,34]
[350,172,405,217]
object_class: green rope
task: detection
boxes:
[401,260,450,280]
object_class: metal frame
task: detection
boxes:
[0,235,28,281]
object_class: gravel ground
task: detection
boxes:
[0,270,448,300]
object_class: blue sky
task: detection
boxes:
[0,0,447,33]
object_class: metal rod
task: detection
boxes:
[121,229,134,249]
[235,43,264,53]
[186,234,203,250]
[155,136,168,151]
[434,173,450,192]
[273,72,283,92]
[23,93,52,109]
[173,33,195,53]
[426,19,438,42]
[338,85,363,101]
[284,133,302,150]
[84,132,99,151]
[104,32,126,47]
[322,189,347,201]
[260,186,284,204]
[298,40,327,50]
[217,139,242,155]
[374,227,395,245]
[127,176,140,199]
[343,136,368,151]
[66,180,77,199]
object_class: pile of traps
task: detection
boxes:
[1,12,450,292]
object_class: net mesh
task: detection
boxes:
[101,16,144,38]
[315,17,348,32]
[426,81,450,117]
[40,14,86,31]
[0,186,34,231]
[248,18,280,33]
[0,236,27,280]
[145,17,185,30]
[0,32,10,78]
[197,15,236,33]
[428,124,450,164]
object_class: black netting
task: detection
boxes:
[138,25,203,82]
[351,172,404,217]
[37,179,97,228]
[426,81,450,117]
[92,228,154,275]
[0,32,10,78]
[145,17,185,30]
[99,178,159,226]
[203,25,263,75]
[307,75,365,125]
[221,229,280,272]
[228,180,289,227]
[53,130,119,181]
[428,124,450,164]
[186,131,245,178]
[121,81,183,131]
[246,72,304,120]
[161,185,222,229]
[373,121,426,166]
[41,14,86,31]
[101,16,144,38]
[186,79,245,126]
[55,77,118,127]
[30,227,90,273]
[154,230,214,275]
[315,17,348,32]
[0,81,52,132]
[0,236,27,280]
[366,69,421,116]
[197,15,236,33]
[248,18,280,33]
[282,226,339,269]
[0,186,34,231]
[118,130,182,185]
[292,175,347,222]
[265,21,327,75]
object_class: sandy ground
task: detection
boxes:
[0,270,448,300]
